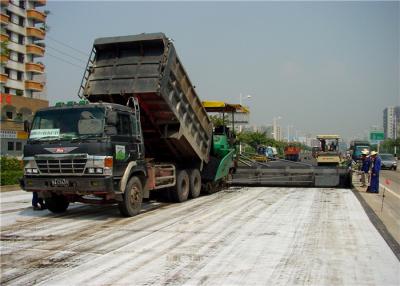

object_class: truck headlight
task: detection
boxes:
[85,156,112,175]
[85,168,104,174]
[25,168,39,174]
[23,158,39,175]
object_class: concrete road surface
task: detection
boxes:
[1,188,399,286]
[353,169,400,245]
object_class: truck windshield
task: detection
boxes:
[30,107,105,141]
[354,146,370,157]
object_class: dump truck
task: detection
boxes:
[349,140,371,161]
[21,33,234,216]
[284,145,301,161]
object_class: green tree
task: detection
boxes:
[1,40,10,57]
[209,115,230,127]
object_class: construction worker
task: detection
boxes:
[368,151,381,193]
[32,192,46,211]
[360,149,370,188]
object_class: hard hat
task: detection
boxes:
[361,149,369,155]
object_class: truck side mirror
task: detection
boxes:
[133,135,142,143]
[24,120,31,133]
[106,111,118,126]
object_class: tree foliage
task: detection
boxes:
[236,131,310,155]
[0,157,23,186]
[209,115,230,127]
[379,138,400,154]
[1,40,10,57]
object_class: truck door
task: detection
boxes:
[112,112,136,177]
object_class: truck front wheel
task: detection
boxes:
[171,170,189,202]
[119,176,143,217]
[45,194,69,213]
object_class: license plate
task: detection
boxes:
[51,178,69,187]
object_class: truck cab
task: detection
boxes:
[21,100,153,215]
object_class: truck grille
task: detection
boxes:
[36,159,87,174]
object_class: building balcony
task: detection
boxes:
[27,9,47,23]
[0,54,8,63]
[0,32,9,42]
[0,73,7,84]
[0,0,9,6]
[26,27,46,40]
[25,62,45,74]
[34,0,46,7]
[0,13,10,25]
[26,44,45,57]
[25,80,44,92]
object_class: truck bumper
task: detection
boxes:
[21,176,114,194]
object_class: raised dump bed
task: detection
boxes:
[82,33,212,166]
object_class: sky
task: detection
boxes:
[42,1,399,142]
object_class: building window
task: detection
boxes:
[19,0,25,9]
[17,71,23,81]
[9,51,18,62]
[4,87,10,94]
[18,16,24,27]
[16,90,23,96]
[6,111,13,119]
[17,53,24,63]
[4,68,10,77]
[16,142,22,151]
[8,142,14,151]
[18,34,24,45]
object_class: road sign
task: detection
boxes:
[369,131,384,145]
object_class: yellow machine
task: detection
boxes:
[316,135,341,166]
[252,145,269,163]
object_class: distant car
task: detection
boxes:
[380,153,397,170]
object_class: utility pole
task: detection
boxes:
[394,113,397,155]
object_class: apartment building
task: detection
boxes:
[0,0,49,156]
[383,106,400,140]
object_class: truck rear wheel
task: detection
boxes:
[45,194,69,213]
[189,169,201,199]
[118,176,143,217]
[171,170,189,202]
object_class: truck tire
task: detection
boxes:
[118,176,143,217]
[45,194,69,213]
[171,170,189,202]
[202,181,214,194]
[189,169,201,199]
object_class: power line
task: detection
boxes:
[46,35,89,57]
[47,44,86,63]
[46,52,86,70]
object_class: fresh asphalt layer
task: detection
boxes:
[1,187,399,286]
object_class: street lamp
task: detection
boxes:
[239,93,252,154]
[240,93,252,106]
